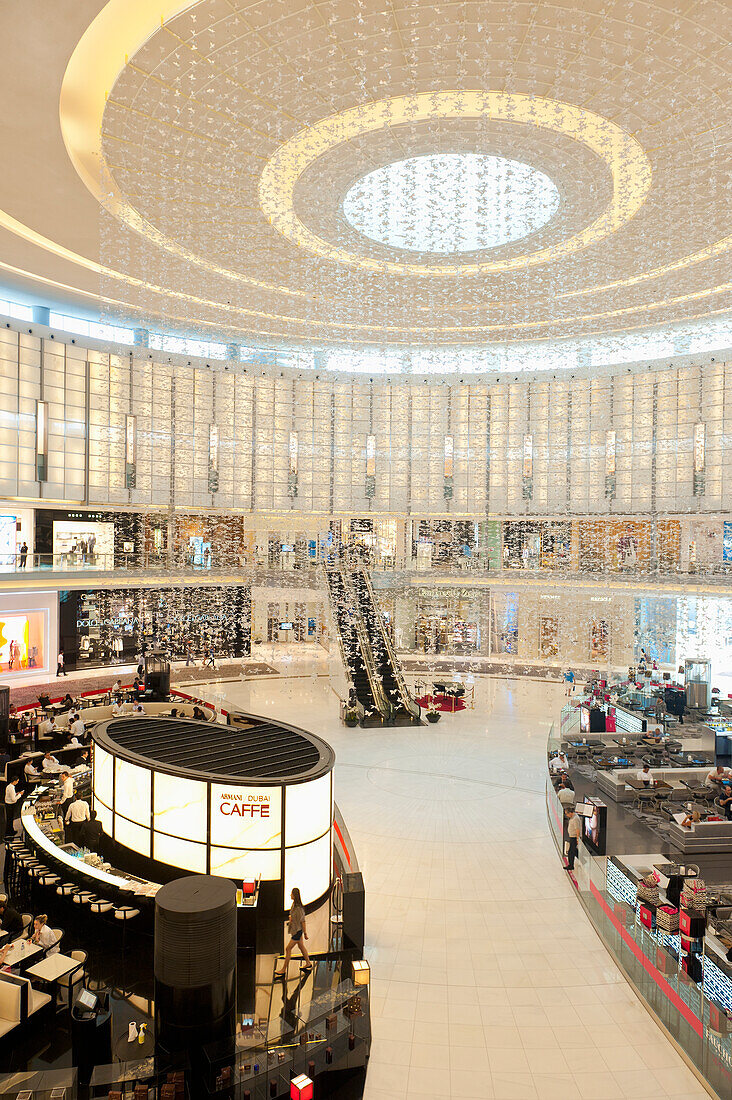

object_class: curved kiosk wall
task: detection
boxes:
[91,715,334,909]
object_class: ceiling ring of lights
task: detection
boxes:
[259,90,652,277]
[0,0,713,351]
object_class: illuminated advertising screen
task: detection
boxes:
[0,611,45,672]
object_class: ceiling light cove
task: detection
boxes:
[259,91,652,277]
[342,154,560,256]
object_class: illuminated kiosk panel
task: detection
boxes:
[92,715,335,906]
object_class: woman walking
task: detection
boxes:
[274,887,311,977]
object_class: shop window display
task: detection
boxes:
[0,610,45,672]
[59,586,251,669]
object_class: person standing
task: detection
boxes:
[274,887,312,976]
[56,650,67,677]
[4,779,21,838]
[65,797,90,845]
[19,542,28,569]
[565,808,581,872]
[563,669,575,696]
[58,771,75,820]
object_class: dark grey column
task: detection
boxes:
[154,875,237,1061]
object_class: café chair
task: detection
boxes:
[57,949,87,1008]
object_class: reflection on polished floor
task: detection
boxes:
[203,668,709,1100]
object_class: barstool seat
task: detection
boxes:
[73,891,96,906]
[115,906,140,921]
[38,873,61,887]
[57,883,79,897]
[90,899,113,915]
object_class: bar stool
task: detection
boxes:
[114,905,140,949]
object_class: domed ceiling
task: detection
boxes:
[0,0,730,354]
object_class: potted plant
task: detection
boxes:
[425,701,441,724]
[344,707,360,728]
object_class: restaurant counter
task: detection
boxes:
[20,782,160,912]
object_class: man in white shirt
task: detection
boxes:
[37,716,53,738]
[565,809,582,871]
[111,701,124,717]
[132,702,145,715]
[59,771,75,818]
[23,759,40,782]
[557,777,575,809]
[637,764,653,787]
[550,752,569,773]
[66,734,81,749]
[65,797,90,844]
[69,714,85,739]
[41,752,60,773]
[706,765,731,789]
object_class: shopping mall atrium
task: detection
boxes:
[0,1,731,1097]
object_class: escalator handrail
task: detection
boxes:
[323,567,366,721]
[357,569,421,721]
[338,569,391,721]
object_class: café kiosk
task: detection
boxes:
[21,713,335,952]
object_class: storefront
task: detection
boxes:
[0,508,34,566]
[410,588,486,654]
[347,518,399,568]
[502,521,571,569]
[250,587,326,645]
[58,584,252,669]
[412,519,477,571]
[0,589,57,680]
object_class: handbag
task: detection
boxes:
[681,878,708,910]
[656,905,680,933]
[637,873,660,905]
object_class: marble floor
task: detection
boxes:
[195,668,709,1100]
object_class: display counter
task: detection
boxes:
[547,710,732,1099]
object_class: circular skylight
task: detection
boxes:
[342,153,560,255]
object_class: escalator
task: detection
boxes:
[352,569,421,725]
[324,568,386,726]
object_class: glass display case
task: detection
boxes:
[685,658,712,710]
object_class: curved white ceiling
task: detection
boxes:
[0,0,729,356]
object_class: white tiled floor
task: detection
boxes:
[201,668,709,1100]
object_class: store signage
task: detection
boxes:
[210,784,282,849]
[219,792,271,818]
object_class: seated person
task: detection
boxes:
[111,700,124,717]
[69,713,85,739]
[73,748,91,771]
[61,693,75,711]
[41,751,60,773]
[637,764,654,787]
[706,765,731,789]
[719,783,732,821]
[132,701,145,715]
[28,914,58,955]
[681,810,702,829]
[557,777,575,808]
[549,751,569,773]
[23,758,40,783]
[0,897,23,938]
[192,706,206,721]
